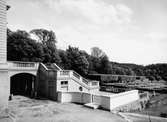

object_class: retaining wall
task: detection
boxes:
[109,90,139,110]
[57,90,139,111]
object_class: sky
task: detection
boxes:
[7,0,167,65]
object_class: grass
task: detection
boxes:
[135,93,167,117]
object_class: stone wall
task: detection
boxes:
[109,90,139,110]
[57,90,139,111]
[0,70,9,113]
[36,63,57,100]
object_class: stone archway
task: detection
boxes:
[10,73,36,96]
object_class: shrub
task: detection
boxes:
[160,112,167,118]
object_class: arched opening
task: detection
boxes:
[10,73,36,96]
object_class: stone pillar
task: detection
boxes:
[0,0,9,114]
[0,0,7,63]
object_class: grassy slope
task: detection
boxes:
[136,93,167,117]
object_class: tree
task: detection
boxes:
[7,28,13,37]
[66,46,89,76]
[30,29,56,45]
[7,30,44,62]
[30,29,61,64]
[100,55,112,74]
[89,56,101,74]
[58,49,69,69]
[91,47,105,58]
[76,55,89,75]
[16,30,30,38]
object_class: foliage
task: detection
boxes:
[30,29,57,45]
[99,55,112,74]
[30,29,61,64]
[66,46,89,76]
[145,64,167,81]
[91,47,105,58]
[160,112,167,118]
[58,49,69,69]
[7,28,167,82]
[7,30,44,62]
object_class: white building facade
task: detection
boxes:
[0,0,9,114]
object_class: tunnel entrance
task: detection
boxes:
[10,73,36,96]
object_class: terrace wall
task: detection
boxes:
[109,90,139,110]
[57,90,139,111]
[36,64,57,100]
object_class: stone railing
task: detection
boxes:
[57,70,71,77]
[91,81,99,86]
[82,78,89,85]
[73,71,81,80]
[8,61,39,69]
[57,70,99,88]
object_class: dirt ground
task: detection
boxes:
[8,96,125,122]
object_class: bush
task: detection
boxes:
[160,112,167,118]
[147,76,155,81]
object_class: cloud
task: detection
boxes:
[116,4,133,24]
[7,0,167,65]
[147,32,167,41]
[42,0,133,25]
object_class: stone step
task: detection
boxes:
[84,102,100,109]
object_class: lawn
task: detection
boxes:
[135,93,167,117]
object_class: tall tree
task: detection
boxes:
[30,29,56,45]
[58,49,70,69]
[30,29,61,64]
[66,46,89,76]
[91,47,105,58]
[100,55,112,74]
[7,30,44,62]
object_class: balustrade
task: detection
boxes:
[13,62,35,67]
[73,71,80,79]
[91,81,98,86]
[58,69,99,88]
[59,70,70,76]
[8,61,38,69]
[82,78,89,85]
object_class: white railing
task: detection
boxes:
[91,81,99,86]
[58,70,71,77]
[82,78,89,85]
[73,71,81,80]
[57,70,99,88]
[8,61,39,69]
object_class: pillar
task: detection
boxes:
[0,0,9,114]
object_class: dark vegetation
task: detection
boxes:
[7,28,167,81]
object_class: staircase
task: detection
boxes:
[57,70,99,92]
[84,102,100,109]
[45,63,62,70]
[38,63,99,93]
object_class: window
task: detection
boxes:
[61,81,68,85]
[79,86,83,91]
[92,82,98,86]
